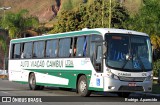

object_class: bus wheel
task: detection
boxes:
[78,75,91,97]
[117,92,130,98]
[29,73,39,90]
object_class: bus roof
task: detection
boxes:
[92,28,148,36]
[10,28,149,43]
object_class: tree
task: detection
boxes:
[123,0,160,60]
[49,0,129,34]
[0,9,39,69]
[150,35,160,60]
[0,35,7,54]
[0,9,39,39]
[124,0,160,36]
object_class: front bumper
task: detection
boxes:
[103,77,152,92]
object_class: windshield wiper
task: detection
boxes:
[121,54,146,71]
[136,56,145,71]
[121,55,131,70]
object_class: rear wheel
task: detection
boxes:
[78,75,91,97]
[29,73,44,90]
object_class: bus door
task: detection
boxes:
[92,43,104,88]
[93,43,103,72]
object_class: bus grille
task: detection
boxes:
[119,77,146,82]
[119,86,144,91]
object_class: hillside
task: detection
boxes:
[0,0,142,23]
[0,0,60,23]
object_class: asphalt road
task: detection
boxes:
[0,79,159,105]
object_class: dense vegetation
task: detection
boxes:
[50,1,128,33]
[50,0,160,77]
[0,9,39,55]
[0,0,160,76]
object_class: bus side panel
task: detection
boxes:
[9,58,104,91]
[8,60,26,82]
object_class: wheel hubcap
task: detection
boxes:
[30,76,35,87]
[80,80,86,92]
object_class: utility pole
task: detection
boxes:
[102,0,112,28]
[0,7,11,21]
[102,0,104,27]
[109,0,112,28]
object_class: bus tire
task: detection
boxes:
[29,73,40,90]
[117,92,130,98]
[78,75,91,97]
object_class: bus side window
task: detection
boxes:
[33,41,45,58]
[58,38,71,57]
[13,43,21,59]
[23,42,32,59]
[46,40,58,58]
[76,36,85,57]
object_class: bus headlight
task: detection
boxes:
[111,73,119,80]
[106,70,119,80]
[145,75,152,81]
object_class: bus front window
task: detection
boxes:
[105,34,152,72]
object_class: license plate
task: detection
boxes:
[128,83,136,86]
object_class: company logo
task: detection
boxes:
[142,73,147,77]
[118,73,131,77]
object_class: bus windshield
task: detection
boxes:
[105,33,152,72]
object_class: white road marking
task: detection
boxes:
[1,91,9,94]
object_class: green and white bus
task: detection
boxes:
[8,28,153,97]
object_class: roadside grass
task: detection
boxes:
[152,81,160,94]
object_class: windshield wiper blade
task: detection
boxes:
[137,56,145,71]
[121,55,131,70]
[121,59,129,70]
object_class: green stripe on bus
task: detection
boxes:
[65,66,74,68]
[36,83,68,88]
[11,31,101,43]
[25,69,92,88]
[89,87,103,91]
[13,80,104,91]
[13,81,28,84]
